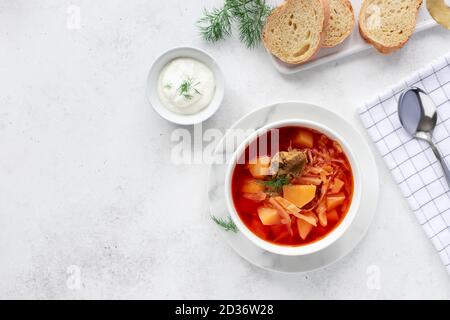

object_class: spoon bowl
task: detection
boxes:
[398,87,437,137]
[398,87,450,185]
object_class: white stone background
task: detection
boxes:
[1,0,450,299]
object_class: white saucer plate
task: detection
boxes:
[207,101,379,273]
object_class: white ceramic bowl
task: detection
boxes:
[225,119,362,256]
[147,47,225,125]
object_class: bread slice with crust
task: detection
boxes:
[358,0,423,54]
[262,0,330,64]
[323,0,354,47]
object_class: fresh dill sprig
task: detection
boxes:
[229,0,273,48]
[263,176,291,193]
[197,7,232,43]
[178,77,201,100]
[211,215,238,233]
[197,0,273,49]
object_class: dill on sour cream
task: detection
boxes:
[157,57,215,115]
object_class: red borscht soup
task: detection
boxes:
[231,126,354,246]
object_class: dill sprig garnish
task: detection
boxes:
[230,0,273,48]
[211,215,238,233]
[263,176,291,193]
[178,77,201,100]
[197,0,273,49]
[198,7,232,43]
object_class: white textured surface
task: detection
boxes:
[1,0,450,299]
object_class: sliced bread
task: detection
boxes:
[262,0,330,64]
[323,0,355,47]
[359,0,423,54]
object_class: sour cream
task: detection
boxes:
[157,57,215,115]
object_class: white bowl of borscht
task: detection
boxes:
[225,119,362,256]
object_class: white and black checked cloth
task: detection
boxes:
[359,53,450,276]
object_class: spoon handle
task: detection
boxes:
[429,141,450,187]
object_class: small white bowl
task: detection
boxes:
[147,47,225,125]
[225,119,362,256]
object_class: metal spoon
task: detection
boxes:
[398,87,450,186]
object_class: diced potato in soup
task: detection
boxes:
[258,207,281,226]
[327,193,346,210]
[241,178,265,194]
[297,217,314,240]
[247,156,271,179]
[282,185,317,208]
[293,129,314,148]
[330,177,345,194]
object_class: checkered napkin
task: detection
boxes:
[359,53,450,275]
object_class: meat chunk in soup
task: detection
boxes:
[270,150,307,178]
